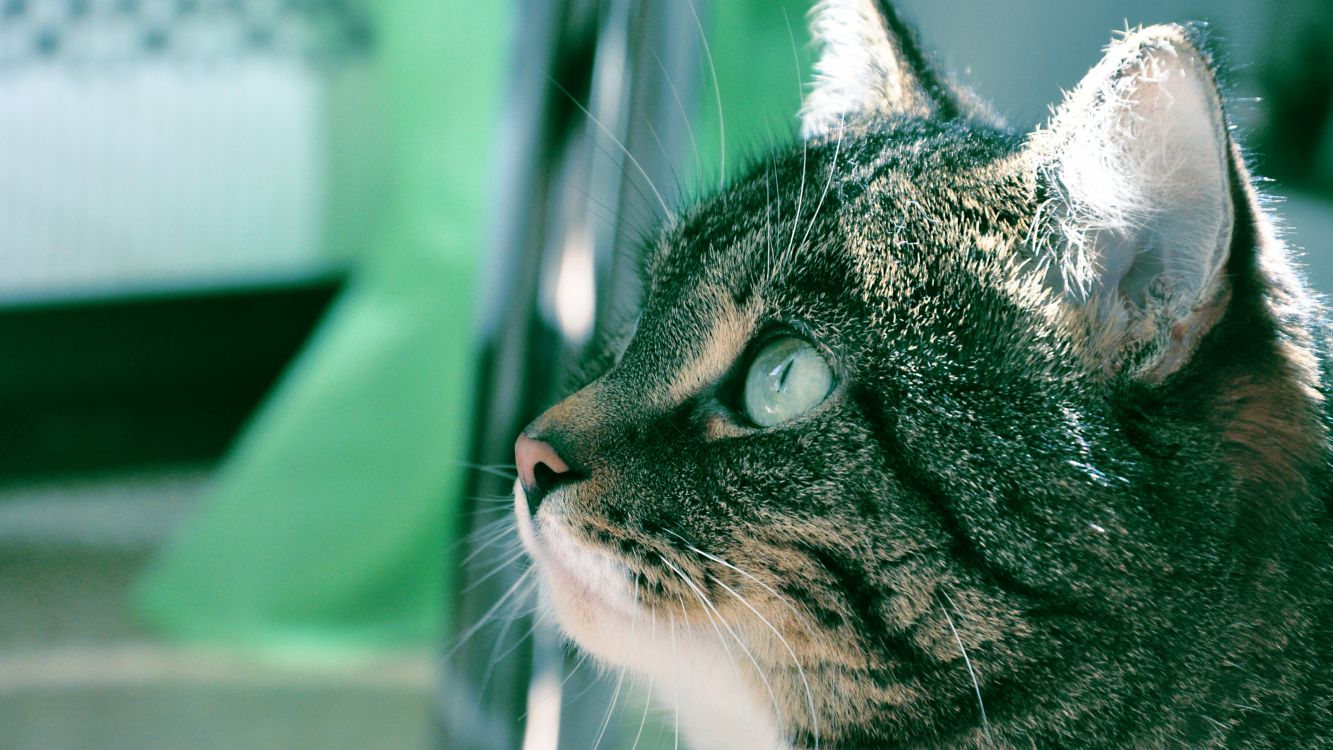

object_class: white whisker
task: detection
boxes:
[661,557,786,739]
[463,548,529,594]
[652,49,704,180]
[462,505,516,523]
[486,614,542,668]
[446,567,536,658]
[591,665,629,750]
[592,593,645,750]
[459,517,520,562]
[544,74,674,219]
[671,609,681,750]
[668,568,742,686]
[457,461,519,481]
[782,7,804,105]
[476,582,536,695]
[685,0,725,188]
[940,589,993,746]
[519,647,593,723]
[796,120,846,255]
[766,161,777,278]
[664,530,821,749]
[630,611,657,750]
[664,529,822,644]
[710,572,821,750]
[783,125,811,273]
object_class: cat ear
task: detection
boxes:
[800,0,973,138]
[1027,25,1236,377]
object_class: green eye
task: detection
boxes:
[741,337,835,427]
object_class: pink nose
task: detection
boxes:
[515,434,571,512]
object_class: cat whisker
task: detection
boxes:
[939,589,993,746]
[709,572,821,750]
[579,112,678,231]
[475,582,541,696]
[762,123,781,274]
[661,557,787,742]
[461,505,516,523]
[664,530,821,748]
[445,567,536,659]
[670,608,681,750]
[466,495,520,506]
[575,113,671,227]
[669,582,744,717]
[796,120,847,255]
[629,609,658,750]
[564,180,649,237]
[782,8,803,105]
[457,461,519,481]
[766,162,775,277]
[591,603,637,750]
[603,55,688,205]
[590,666,628,750]
[651,49,703,180]
[454,508,516,544]
[465,511,518,529]
[463,547,530,594]
[470,491,521,501]
[487,616,541,666]
[451,524,516,562]
[455,518,505,550]
[664,529,824,645]
[782,122,811,277]
[685,0,724,188]
[519,646,593,723]
[543,74,674,219]
[640,117,686,201]
[666,565,744,686]
[459,519,521,565]
[461,541,524,580]
[782,3,819,261]
[629,682,655,750]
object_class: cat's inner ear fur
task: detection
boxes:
[801,0,970,137]
[1027,24,1236,379]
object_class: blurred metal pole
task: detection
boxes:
[438,1,703,748]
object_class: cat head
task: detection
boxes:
[512,1,1318,746]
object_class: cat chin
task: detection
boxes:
[514,482,790,750]
[513,481,644,661]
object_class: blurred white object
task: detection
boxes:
[0,1,385,303]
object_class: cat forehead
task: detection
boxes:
[651,122,1027,312]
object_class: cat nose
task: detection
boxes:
[515,434,573,515]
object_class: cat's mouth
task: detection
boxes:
[513,481,644,647]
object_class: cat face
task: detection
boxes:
[516,124,1100,749]
[511,2,1327,748]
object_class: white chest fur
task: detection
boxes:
[632,619,790,750]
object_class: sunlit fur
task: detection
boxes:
[514,7,1333,749]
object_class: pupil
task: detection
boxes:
[774,357,794,391]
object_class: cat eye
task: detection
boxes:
[741,336,835,427]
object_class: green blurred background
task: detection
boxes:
[0,0,1329,748]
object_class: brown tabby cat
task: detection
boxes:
[511,1,1333,746]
